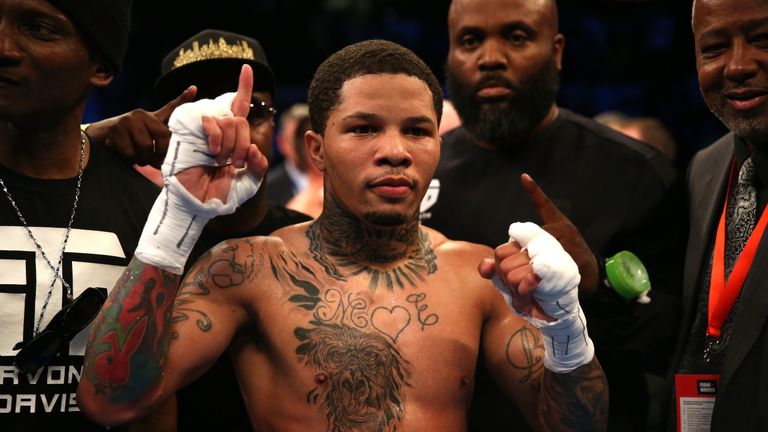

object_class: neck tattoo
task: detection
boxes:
[306,195,437,291]
[0,132,86,335]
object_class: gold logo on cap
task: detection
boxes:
[172,37,255,69]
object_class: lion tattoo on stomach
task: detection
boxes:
[295,320,411,432]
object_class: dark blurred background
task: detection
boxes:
[86,0,727,173]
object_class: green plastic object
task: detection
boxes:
[605,251,651,300]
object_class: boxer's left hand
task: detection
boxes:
[479,222,581,324]
[479,222,594,373]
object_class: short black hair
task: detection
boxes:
[308,39,443,136]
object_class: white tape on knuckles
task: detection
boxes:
[507,222,580,320]
[493,222,594,373]
[135,93,262,274]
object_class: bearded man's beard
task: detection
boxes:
[446,57,560,148]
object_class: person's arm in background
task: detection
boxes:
[580,167,687,376]
[520,172,686,375]
[518,174,601,296]
[85,86,197,170]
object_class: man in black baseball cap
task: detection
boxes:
[89,29,280,172]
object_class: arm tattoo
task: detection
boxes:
[83,258,180,404]
[538,358,609,431]
[172,269,212,333]
[204,241,265,288]
[506,326,545,384]
[172,240,266,335]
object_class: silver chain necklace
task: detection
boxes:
[0,132,86,335]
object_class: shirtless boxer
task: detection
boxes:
[77,40,608,432]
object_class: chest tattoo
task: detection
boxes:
[269,247,442,431]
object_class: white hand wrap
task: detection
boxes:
[135,93,262,274]
[494,222,595,373]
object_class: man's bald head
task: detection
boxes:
[448,0,559,34]
[691,0,722,27]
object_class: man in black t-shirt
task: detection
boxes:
[0,1,153,430]
[420,0,687,430]
[0,5,305,429]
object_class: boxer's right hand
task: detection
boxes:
[135,64,266,274]
[163,64,267,215]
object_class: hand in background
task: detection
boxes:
[521,173,599,297]
[86,86,197,167]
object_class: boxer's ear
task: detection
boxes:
[306,131,326,172]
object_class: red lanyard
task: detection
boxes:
[708,158,768,337]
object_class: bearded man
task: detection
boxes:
[418,0,688,430]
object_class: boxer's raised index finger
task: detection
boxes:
[520,173,566,224]
[231,64,253,118]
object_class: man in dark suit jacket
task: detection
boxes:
[670,0,768,430]
[266,103,310,205]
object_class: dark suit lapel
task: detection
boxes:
[682,136,734,323]
[720,204,768,392]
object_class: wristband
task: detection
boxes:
[536,305,595,373]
